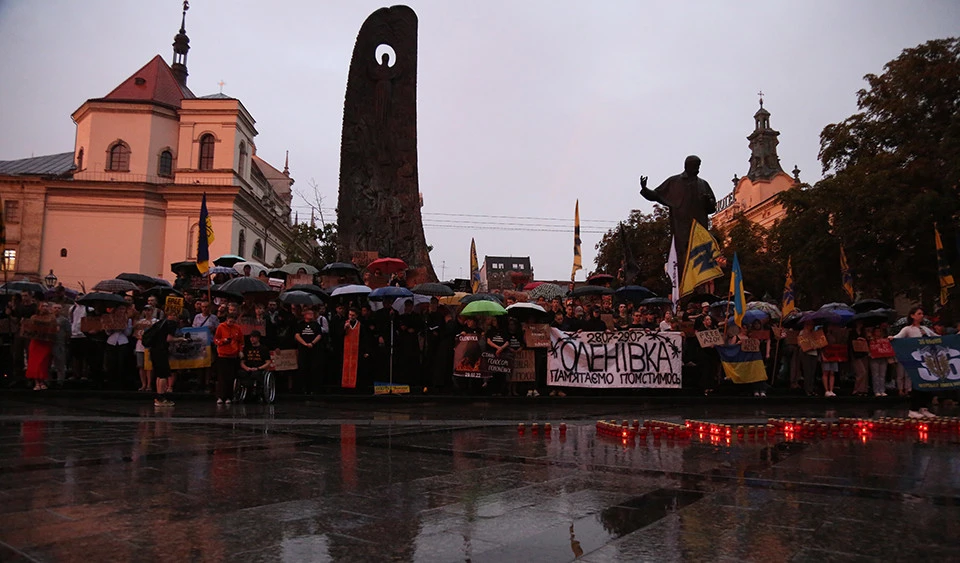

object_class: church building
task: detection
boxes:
[711,100,807,233]
[0,5,305,290]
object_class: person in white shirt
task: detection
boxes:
[891,306,937,419]
[69,302,88,379]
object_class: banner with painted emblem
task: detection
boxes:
[891,335,960,391]
[547,328,682,388]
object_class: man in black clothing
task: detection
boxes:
[559,303,582,332]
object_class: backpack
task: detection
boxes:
[141,320,167,349]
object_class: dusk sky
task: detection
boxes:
[1,1,958,281]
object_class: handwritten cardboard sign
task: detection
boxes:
[20,318,59,341]
[852,338,869,353]
[509,349,536,383]
[481,350,513,377]
[270,349,298,371]
[821,343,848,362]
[696,329,723,348]
[100,308,130,332]
[740,338,761,353]
[523,323,551,348]
[798,329,828,352]
[164,296,184,318]
[869,338,895,359]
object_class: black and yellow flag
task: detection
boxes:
[840,246,854,301]
[679,221,723,296]
[936,224,954,306]
[469,238,480,294]
[571,200,582,281]
[781,257,796,318]
[196,193,215,274]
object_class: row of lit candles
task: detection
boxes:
[516,422,567,435]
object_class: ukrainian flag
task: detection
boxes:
[840,245,854,301]
[782,257,795,318]
[196,193,214,274]
[716,344,767,384]
[936,224,954,306]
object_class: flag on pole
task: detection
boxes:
[729,252,746,328]
[781,257,796,318]
[716,344,768,384]
[664,235,679,310]
[935,224,955,306]
[571,200,582,281]
[469,238,480,294]
[679,221,723,297]
[196,193,215,274]
[840,245,854,301]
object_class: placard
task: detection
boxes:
[547,328,682,389]
[144,327,212,370]
[20,318,59,341]
[821,343,848,362]
[268,278,285,292]
[696,329,723,348]
[238,316,266,337]
[481,350,513,378]
[453,333,483,377]
[374,382,410,395]
[510,349,536,383]
[269,349,298,372]
[869,338,895,359]
[80,317,102,333]
[740,338,761,353]
[164,296,184,318]
[798,329,828,352]
[523,323,551,348]
[852,338,869,353]
[99,308,130,332]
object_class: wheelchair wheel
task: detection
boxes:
[233,377,248,404]
[261,371,276,404]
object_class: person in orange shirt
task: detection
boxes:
[214,312,244,405]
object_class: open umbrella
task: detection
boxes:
[412,282,455,297]
[366,257,407,276]
[207,266,238,276]
[506,302,550,321]
[77,292,127,307]
[370,286,414,300]
[287,284,326,298]
[782,309,807,328]
[321,262,361,276]
[687,292,720,305]
[639,297,673,307]
[93,279,138,293]
[440,292,468,306]
[140,286,183,301]
[461,292,505,304]
[615,285,656,304]
[529,283,565,301]
[171,261,201,276]
[233,261,267,277]
[330,284,372,297]
[116,273,164,287]
[523,281,544,291]
[460,300,507,316]
[2,280,46,295]
[747,301,781,319]
[570,285,614,298]
[279,290,323,307]
[213,254,246,267]
[852,299,890,313]
[216,276,273,297]
[280,262,319,275]
[587,273,615,286]
[851,308,897,326]
[742,309,770,325]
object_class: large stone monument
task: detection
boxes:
[337,5,436,281]
[639,155,717,262]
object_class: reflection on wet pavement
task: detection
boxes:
[0,397,958,562]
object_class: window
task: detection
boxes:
[158,150,173,177]
[4,200,20,224]
[199,134,215,170]
[76,148,84,171]
[238,229,246,257]
[107,141,130,171]
[2,249,15,271]
[238,142,247,176]
[187,222,199,260]
[252,240,264,261]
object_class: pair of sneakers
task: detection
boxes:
[526,390,540,397]
[216,398,232,405]
[154,397,174,407]
[908,408,936,419]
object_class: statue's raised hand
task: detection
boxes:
[639,176,648,190]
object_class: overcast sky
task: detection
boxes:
[1,0,958,280]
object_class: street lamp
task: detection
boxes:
[43,269,58,289]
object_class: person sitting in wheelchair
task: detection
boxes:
[239,330,272,398]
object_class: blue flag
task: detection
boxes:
[196,193,214,274]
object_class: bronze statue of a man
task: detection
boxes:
[640,155,717,261]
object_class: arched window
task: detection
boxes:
[238,142,247,176]
[187,222,199,259]
[199,134,215,170]
[76,148,84,171]
[238,229,246,257]
[158,150,173,177]
[107,141,130,171]
[252,239,264,261]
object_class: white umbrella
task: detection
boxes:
[330,284,372,297]
[506,302,546,314]
[233,261,267,277]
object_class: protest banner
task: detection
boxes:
[374,382,410,394]
[523,323,551,348]
[270,349,298,372]
[20,318,59,342]
[547,328,682,389]
[891,335,960,391]
[510,349,536,382]
[695,329,722,348]
[268,278,285,292]
[852,338,869,354]
[481,350,513,378]
[798,330,827,352]
[453,333,483,377]
[868,338,895,359]
[740,338,761,353]
[100,308,130,331]
[164,296,184,318]
[145,327,212,370]
[821,343,848,362]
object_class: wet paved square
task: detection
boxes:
[0,396,958,562]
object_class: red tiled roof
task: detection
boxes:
[100,55,193,108]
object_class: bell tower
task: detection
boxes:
[171,1,190,87]
[746,93,784,181]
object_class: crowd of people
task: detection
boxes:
[4,277,957,418]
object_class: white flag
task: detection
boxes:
[665,235,679,311]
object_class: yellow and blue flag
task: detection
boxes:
[196,193,214,274]
[469,238,480,293]
[716,344,768,384]
[782,257,795,318]
[679,220,723,296]
[572,200,582,281]
[729,252,745,327]
[840,245,854,301]
[935,224,954,306]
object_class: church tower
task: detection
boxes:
[746,97,784,181]
[171,1,190,87]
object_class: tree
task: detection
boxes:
[282,222,339,270]
[714,214,784,303]
[593,206,672,294]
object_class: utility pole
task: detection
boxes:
[441,260,446,279]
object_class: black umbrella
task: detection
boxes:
[217,276,273,296]
[781,309,807,329]
[587,273,615,286]
[570,285,614,298]
[170,261,200,276]
[77,292,127,307]
[412,282,455,297]
[267,269,287,280]
[639,297,673,306]
[852,299,890,313]
[213,254,245,267]
[615,285,656,304]
[92,279,139,293]
[461,292,505,304]
[279,290,323,307]
[287,284,327,298]
[850,308,897,326]
[140,286,183,301]
[116,273,165,287]
[321,262,361,276]
[2,280,45,295]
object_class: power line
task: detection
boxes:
[289,205,621,225]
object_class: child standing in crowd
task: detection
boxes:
[214,312,244,405]
[867,327,889,397]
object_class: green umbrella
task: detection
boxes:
[460,300,507,316]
